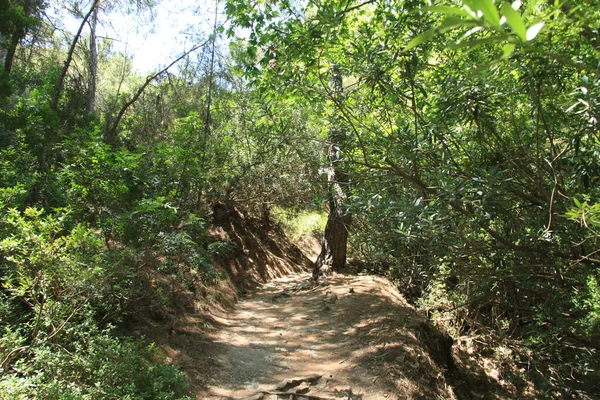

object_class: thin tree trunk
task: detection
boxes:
[88,6,98,114]
[51,0,100,110]
[204,0,218,142]
[313,65,352,281]
[3,35,20,73]
[3,0,40,74]
[103,41,209,144]
[0,34,6,70]
[196,0,219,207]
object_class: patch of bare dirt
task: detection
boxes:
[187,273,488,400]
[295,233,322,262]
[125,206,506,399]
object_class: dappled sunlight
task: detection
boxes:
[185,272,485,399]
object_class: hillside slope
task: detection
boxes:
[127,205,502,399]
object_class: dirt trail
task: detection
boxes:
[192,273,460,400]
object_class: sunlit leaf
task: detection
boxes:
[439,16,476,32]
[502,2,527,40]
[526,21,545,40]
[421,6,469,16]
[404,28,436,52]
[502,42,516,58]
[461,3,479,18]
[473,0,502,29]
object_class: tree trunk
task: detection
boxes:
[51,0,100,110]
[197,0,219,204]
[313,65,352,281]
[87,6,98,114]
[3,35,20,74]
[2,0,42,74]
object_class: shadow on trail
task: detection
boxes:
[181,274,499,400]
[211,203,311,291]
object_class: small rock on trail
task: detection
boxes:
[193,273,462,400]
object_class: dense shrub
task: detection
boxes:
[0,205,191,399]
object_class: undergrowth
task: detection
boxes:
[0,200,212,399]
[272,206,326,240]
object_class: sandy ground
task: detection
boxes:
[190,273,457,400]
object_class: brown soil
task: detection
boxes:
[128,206,504,399]
[193,272,463,399]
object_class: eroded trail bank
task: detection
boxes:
[191,273,472,400]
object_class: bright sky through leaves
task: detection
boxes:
[50,0,220,73]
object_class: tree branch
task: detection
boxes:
[103,40,210,144]
[51,0,100,110]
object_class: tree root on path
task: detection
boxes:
[238,391,335,400]
[238,374,331,400]
[273,374,322,391]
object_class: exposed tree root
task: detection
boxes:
[238,374,329,400]
[239,391,335,400]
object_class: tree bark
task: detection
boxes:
[51,0,99,111]
[87,5,98,114]
[3,35,20,74]
[313,65,352,281]
[2,0,42,74]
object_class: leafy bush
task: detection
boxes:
[0,318,189,400]
[121,197,179,248]
[59,134,142,222]
[0,207,190,399]
[157,230,218,286]
[272,206,327,240]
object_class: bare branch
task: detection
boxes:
[103,40,210,144]
[51,0,100,110]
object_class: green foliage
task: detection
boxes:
[59,132,142,220]
[574,275,600,337]
[225,0,600,394]
[567,198,600,230]
[0,0,45,99]
[405,0,546,60]
[123,197,179,247]
[0,318,189,400]
[157,230,218,285]
[2,0,597,395]
[0,207,190,399]
[0,0,41,38]
[272,206,327,240]
[0,208,103,307]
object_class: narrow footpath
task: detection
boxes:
[191,273,462,400]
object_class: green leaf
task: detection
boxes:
[404,15,481,53]
[502,2,527,40]
[421,6,469,16]
[463,0,501,28]
[404,28,436,52]
[502,42,516,58]
[462,0,478,12]
[473,0,502,29]
[526,21,545,40]
[450,34,508,49]
[461,3,479,19]
[439,16,474,32]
